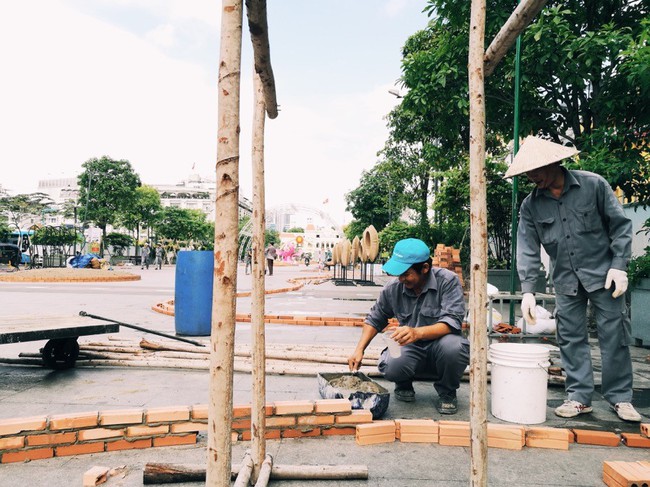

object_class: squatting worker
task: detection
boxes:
[347,238,469,415]
[507,136,641,422]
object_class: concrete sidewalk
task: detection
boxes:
[0,264,649,486]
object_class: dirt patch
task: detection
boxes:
[0,268,140,282]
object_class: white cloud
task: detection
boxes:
[145,23,177,48]
[0,1,218,193]
[383,0,411,17]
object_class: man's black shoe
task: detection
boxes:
[437,395,458,415]
[394,388,415,402]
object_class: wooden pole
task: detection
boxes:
[250,68,268,482]
[469,0,489,484]
[483,0,547,77]
[144,463,369,484]
[244,0,278,119]
[207,0,243,485]
[253,454,273,487]
[232,451,253,487]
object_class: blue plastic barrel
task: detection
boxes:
[175,250,214,336]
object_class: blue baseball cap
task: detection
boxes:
[382,238,431,276]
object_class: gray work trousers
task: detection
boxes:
[555,284,633,406]
[378,333,470,398]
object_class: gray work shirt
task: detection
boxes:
[517,168,632,296]
[365,267,466,335]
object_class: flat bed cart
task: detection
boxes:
[0,315,119,369]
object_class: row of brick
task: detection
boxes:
[0,274,140,283]
[603,460,650,486]
[0,399,369,464]
[354,419,650,451]
[153,275,332,316]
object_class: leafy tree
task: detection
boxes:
[104,232,134,256]
[118,185,163,247]
[265,229,280,247]
[345,162,401,239]
[155,207,212,243]
[378,221,416,259]
[286,227,304,233]
[77,156,141,253]
[0,193,54,230]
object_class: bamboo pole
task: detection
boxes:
[250,68,268,482]
[253,454,273,487]
[208,0,243,485]
[469,0,489,484]
[232,451,253,487]
[483,0,548,77]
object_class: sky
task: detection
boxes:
[0,0,430,225]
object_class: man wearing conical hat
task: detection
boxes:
[508,136,641,422]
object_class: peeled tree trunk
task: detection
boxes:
[207,1,243,485]
[469,0,488,485]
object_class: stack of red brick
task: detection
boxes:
[432,244,464,288]
[0,399,372,464]
[355,420,650,452]
[603,460,650,486]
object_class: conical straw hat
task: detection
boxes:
[504,136,580,178]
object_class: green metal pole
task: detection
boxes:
[509,35,522,325]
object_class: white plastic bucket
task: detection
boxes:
[488,343,550,424]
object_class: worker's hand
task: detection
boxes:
[605,268,628,299]
[521,293,537,326]
[348,349,364,372]
[388,326,421,347]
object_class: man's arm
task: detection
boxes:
[348,324,379,371]
[389,322,452,346]
[516,201,543,293]
[601,179,632,270]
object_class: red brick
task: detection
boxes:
[106,438,152,451]
[274,400,314,415]
[573,429,620,447]
[241,429,281,441]
[622,433,650,448]
[55,442,105,456]
[322,427,356,436]
[525,438,569,450]
[153,434,197,447]
[232,404,252,418]
[356,432,394,446]
[78,428,125,441]
[26,432,77,446]
[232,419,252,429]
[641,423,650,438]
[281,428,322,438]
[266,416,296,428]
[356,421,396,437]
[395,419,438,436]
[439,436,470,447]
[171,422,207,434]
[399,432,439,443]
[0,436,24,450]
[145,406,189,423]
[126,425,169,437]
[488,437,523,450]
[2,447,53,463]
[83,466,110,487]
[99,408,143,426]
[191,404,208,420]
[314,399,352,414]
[298,415,335,426]
[49,412,98,430]
[0,416,48,436]
[335,410,373,425]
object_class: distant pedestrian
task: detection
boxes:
[155,244,164,270]
[244,248,252,275]
[265,244,277,276]
[141,243,150,270]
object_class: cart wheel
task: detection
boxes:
[42,338,80,369]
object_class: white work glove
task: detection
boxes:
[605,268,628,299]
[521,292,537,325]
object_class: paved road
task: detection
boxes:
[0,263,649,486]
